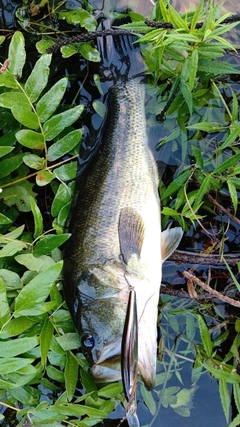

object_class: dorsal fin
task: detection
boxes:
[118,207,145,265]
[161,227,183,261]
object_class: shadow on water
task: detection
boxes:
[0,0,240,426]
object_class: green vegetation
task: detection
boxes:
[0,0,240,426]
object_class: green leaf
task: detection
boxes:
[187,122,222,132]
[23,154,46,170]
[0,212,12,224]
[14,261,63,316]
[43,105,84,140]
[33,234,71,256]
[30,195,43,239]
[140,384,156,415]
[0,357,34,374]
[8,31,26,78]
[51,183,74,217]
[58,9,97,31]
[2,181,37,212]
[0,278,10,326]
[25,54,52,102]
[65,351,78,401]
[168,3,188,30]
[0,269,21,288]
[36,170,54,186]
[204,362,240,384]
[0,240,27,258]
[48,129,82,161]
[231,92,239,123]
[0,317,36,339]
[15,253,55,272]
[213,153,240,174]
[189,49,198,91]
[79,44,101,62]
[191,145,203,169]
[0,336,38,357]
[0,153,24,179]
[61,44,79,59]
[198,60,239,76]
[193,174,211,210]
[196,314,212,357]
[53,162,77,181]
[0,91,30,109]
[36,37,55,54]
[180,81,192,115]
[1,225,24,240]
[229,415,240,427]
[233,383,240,413]
[46,365,65,383]
[161,169,191,200]
[40,317,54,365]
[222,258,240,293]
[92,100,106,118]
[227,180,238,214]
[219,379,230,423]
[11,105,39,129]
[16,129,45,150]
[215,126,240,152]
[36,77,68,122]
[190,0,203,30]
[0,70,19,88]
[56,333,80,351]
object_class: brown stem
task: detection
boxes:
[206,193,240,226]
[183,270,240,307]
[168,250,240,266]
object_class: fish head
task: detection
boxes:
[73,264,160,388]
[73,263,129,383]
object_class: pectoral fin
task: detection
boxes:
[161,227,183,261]
[118,207,145,265]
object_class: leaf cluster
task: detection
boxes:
[0,32,122,426]
[120,0,240,234]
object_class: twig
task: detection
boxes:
[183,270,240,307]
[46,29,137,53]
[161,286,212,300]
[168,249,240,266]
[156,83,180,122]
[207,192,240,226]
[46,13,240,54]
[145,14,240,29]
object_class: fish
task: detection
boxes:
[63,77,183,411]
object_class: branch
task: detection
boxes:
[168,250,240,266]
[206,193,240,226]
[183,270,240,307]
[145,14,240,30]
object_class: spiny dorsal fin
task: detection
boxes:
[118,207,145,265]
[161,227,183,261]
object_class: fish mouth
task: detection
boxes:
[91,333,156,388]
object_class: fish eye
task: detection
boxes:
[81,333,95,349]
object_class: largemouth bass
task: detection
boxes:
[63,79,182,396]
